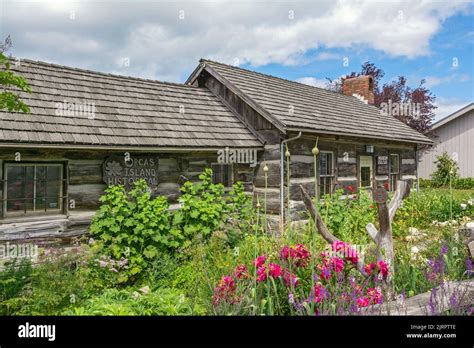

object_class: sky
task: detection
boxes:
[1,0,473,121]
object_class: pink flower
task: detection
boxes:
[212,275,237,305]
[268,263,282,278]
[313,283,326,303]
[332,241,358,265]
[367,287,383,304]
[356,296,370,308]
[283,269,299,287]
[364,262,377,275]
[257,265,267,282]
[378,260,389,278]
[234,264,249,280]
[330,257,344,273]
[253,255,266,268]
[280,244,310,267]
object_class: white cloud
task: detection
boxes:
[424,73,471,88]
[434,98,473,121]
[315,52,340,61]
[295,77,328,88]
[1,0,470,82]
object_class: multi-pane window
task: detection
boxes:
[389,154,399,191]
[211,164,233,187]
[4,164,63,216]
[319,151,334,196]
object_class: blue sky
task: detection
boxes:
[1,0,473,120]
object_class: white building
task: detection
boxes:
[419,103,474,178]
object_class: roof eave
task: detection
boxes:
[286,127,434,145]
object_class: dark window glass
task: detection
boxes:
[211,164,232,187]
[390,155,399,174]
[4,164,62,215]
[361,167,371,187]
[319,152,334,196]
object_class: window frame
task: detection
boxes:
[389,154,400,191]
[318,150,335,196]
[389,154,400,174]
[210,163,234,188]
[2,162,64,218]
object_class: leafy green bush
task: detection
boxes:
[1,252,98,315]
[316,189,376,245]
[431,152,459,186]
[172,168,227,243]
[420,178,474,190]
[0,258,33,315]
[65,288,205,315]
[90,179,177,283]
[172,169,255,247]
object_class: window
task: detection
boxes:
[389,154,399,191]
[211,164,233,187]
[359,156,373,188]
[319,151,334,196]
[3,164,63,216]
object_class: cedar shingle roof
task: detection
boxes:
[0,59,263,148]
[198,59,432,144]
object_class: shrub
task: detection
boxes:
[0,258,33,315]
[65,288,205,315]
[316,189,376,245]
[1,250,97,315]
[420,178,474,190]
[431,152,459,186]
[172,168,227,244]
[90,179,177,283]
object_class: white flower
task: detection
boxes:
[468,199,473,206]
[460,203,467,210]
[411,246,420,254]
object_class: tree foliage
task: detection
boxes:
[0,35,31,113]
[326,62,436,134]
[431,151,460,186]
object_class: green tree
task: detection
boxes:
[431,151,459,186]
[0,36,31,112]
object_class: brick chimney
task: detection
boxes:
[342,75,374,104]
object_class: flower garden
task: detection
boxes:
[0,169,473,316]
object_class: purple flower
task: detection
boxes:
[440,244,448,255]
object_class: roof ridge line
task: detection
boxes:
[10,57,196,89]
[199,58,373,103]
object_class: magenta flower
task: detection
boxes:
[367,287,383,304]
[268,263,282,278]
[253,255,266,268]
[280,244,310,267]
[364,262,377,275]
[234,264,249,279]
[283,269,299,287]
[212,275,238,305]
[378,260,389,278]
[331,240,358,264]
[356,296,370,308]
[257,265,267,282]
[330,257,345,273]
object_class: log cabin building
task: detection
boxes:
[0,58,432,236]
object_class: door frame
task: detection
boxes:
[359,155,374,188]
